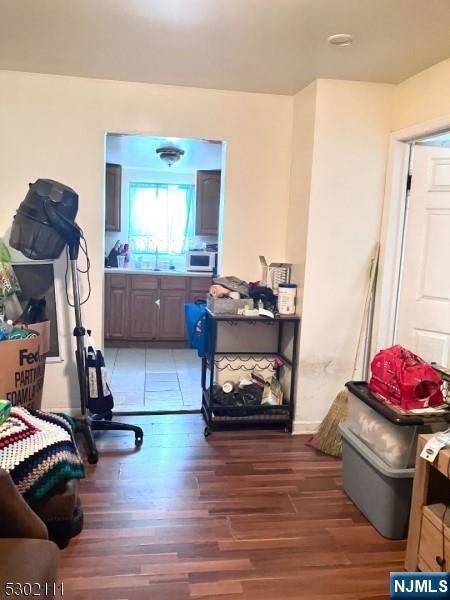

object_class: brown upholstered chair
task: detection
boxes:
[0,469,59,593]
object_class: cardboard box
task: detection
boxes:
[30,320,50,355]
[0,321,50,409]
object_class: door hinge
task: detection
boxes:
[406,172,412,193]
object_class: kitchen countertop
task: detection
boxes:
[104,267,213,277]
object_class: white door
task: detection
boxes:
[396,144,450,366]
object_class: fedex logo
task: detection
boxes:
[19,349,39,366]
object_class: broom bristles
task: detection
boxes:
[311,389,348,458]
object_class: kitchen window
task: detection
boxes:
[128,182,195,254]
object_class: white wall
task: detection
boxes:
[285,81,317,311]
[291,79,394,432]
[392,59,450,132]
[0,70,292,411]
[289,61,450,433]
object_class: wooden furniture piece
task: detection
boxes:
[405,434,450,571]
[202,310,300,437]
[195,170,221,236]
[104,272,212,346]
[105,163,122,232]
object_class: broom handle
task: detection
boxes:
[352,243,380,378]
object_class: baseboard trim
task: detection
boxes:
[42,406,79,417]
[292,420,321,435]
[104,340,189,349]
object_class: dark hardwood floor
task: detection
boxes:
[60,414,405,599]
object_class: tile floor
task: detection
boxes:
[103,347,202,412]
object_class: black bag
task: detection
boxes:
[86,335,114,415]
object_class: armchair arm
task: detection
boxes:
[0,469,48,540]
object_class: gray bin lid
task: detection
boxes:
[339,423,415,478]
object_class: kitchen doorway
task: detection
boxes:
[102,133,226,413]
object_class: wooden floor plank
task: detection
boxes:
[59,414,405,599]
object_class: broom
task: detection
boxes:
[309,243,380,457]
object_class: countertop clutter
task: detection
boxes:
[105,267,212,277]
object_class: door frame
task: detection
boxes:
[374,115,450,352]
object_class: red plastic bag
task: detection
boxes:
[369,345,443,410]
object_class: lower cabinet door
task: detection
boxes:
[107,286,128,339]
[129,290,159,340]
[159,291,187,340]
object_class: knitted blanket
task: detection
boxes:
[0,407,85,502]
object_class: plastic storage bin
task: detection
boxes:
[339,422,414,539]
[345,381,449,469]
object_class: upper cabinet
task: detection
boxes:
[105,163,122,232]
[195,170,221,236]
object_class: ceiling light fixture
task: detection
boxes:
[327,33,353,47]
[156,146,184,167]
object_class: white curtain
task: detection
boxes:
[129,183,194,254]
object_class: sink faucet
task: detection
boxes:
[153,244,160,271]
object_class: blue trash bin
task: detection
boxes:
[184,301,208,358]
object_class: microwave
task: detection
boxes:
[186,250,217,272]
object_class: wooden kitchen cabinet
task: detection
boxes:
[129,289,160,340]
[195,170,221,236]
[105,163,122,232]
[105,274,129,340]
[105,273,211,345]
[188,276,211,303]
[159,290,187,340]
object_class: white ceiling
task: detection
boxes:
[106,134,223,172]
[0,0,449,95]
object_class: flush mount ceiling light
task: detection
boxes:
[327,33,353,47]
[156,146,184,167]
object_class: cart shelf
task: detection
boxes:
[201,311,300,436]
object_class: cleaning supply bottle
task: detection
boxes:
[123,243,130,267]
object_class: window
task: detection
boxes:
[128,183,195,254]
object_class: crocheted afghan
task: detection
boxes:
[0,407,85,502]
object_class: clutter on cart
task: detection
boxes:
[204,255,297,317]
[209,368,286,417]
[259,256,292,293]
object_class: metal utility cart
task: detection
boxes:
[201,309,300,437]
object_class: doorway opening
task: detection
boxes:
[390,130,450,367]
[103,133,226,414]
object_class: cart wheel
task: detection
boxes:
[87,449,99,464]
[135,432,144,446]
[204,427,211,438]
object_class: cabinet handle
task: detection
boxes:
[155,298,161,308]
